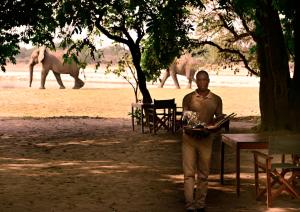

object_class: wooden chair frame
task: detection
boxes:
[148,99,176,134]
[252,134,300,208]
[174,106,183,131]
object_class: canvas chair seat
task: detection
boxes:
[271,163,300,170]
[252,134,300,208]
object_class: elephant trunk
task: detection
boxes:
[29,64,34,87]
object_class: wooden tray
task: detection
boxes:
[183,126,211,137]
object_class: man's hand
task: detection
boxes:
[213,114,226,124]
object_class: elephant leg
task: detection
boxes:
[40,69,49,89]
[69,68,84,89]
[73,77,85,89]
[53,72,65,89]
[187,78,193,89]
[159,70,170,88]
[186,68,196,89]
[171,72,180,89]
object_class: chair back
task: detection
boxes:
[153,98,176,109]
[148,99,176,134]
[253,134,300,207]
[268,134,300,155]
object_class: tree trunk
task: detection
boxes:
[292,5,299,83]
[129,44,152,103]
[289,5,300,130]
[256,0,291,131]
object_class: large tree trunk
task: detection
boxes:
[129,44,152,104]
[256,0,291,131]
[292,5,299,83]
[290,5,300,130]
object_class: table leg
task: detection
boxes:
[132,106,135,131]
[236,145,240,197]
[172,109,176,133]
[220,141,225,185]
[141,107,144,133]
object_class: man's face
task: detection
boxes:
[196,73,209,91]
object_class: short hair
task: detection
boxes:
[196,70,209,79]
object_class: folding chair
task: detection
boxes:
[252,134,300,208]
[148,99,176,134]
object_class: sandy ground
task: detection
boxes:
[0,87,260,118]
[0,72,299,211]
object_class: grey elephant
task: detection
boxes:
[28,47,85,89]
[159,54,199,89]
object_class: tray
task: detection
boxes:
[183,126,211,137]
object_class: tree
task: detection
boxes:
[105,47,140,103]
[52,0,203,103]
[193,0,299,131]
[254,0,292,130]
[193,0,259,75]
[227,0,299,131]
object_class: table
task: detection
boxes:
[220,133,269,196]
[131,102,153,133]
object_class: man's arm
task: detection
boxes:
[212,96,223,121]
[182,94,191,111]
[216,96,223,117]
[207,96,224,129]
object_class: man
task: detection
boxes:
[182,70,223,212]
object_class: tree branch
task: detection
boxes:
[94,21,129,46]
[126,60,139,86]
[135,25,145,44]
[219,14,238,37]
[193,40,259,76]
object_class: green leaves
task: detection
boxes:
[141,0,196,80]
[0,0,57,71]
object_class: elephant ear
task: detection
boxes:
[38,47,46,63]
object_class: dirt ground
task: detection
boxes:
[0,84,299,211]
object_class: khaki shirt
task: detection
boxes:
[182,90,223,125]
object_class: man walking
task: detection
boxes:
[182,70,223,212]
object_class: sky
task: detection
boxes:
[19,27,114,49]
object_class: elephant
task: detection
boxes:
[28,47,85,89]
[159,54,199,89]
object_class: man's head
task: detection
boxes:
[195,70,210,92]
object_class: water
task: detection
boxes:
[0,68,260,89]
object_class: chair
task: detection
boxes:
[148,99,176,134]
[252,134,300,207]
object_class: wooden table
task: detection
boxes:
[220,133,269,196]
[131,102,153,133]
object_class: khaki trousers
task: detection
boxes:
[182,132,213,209]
